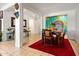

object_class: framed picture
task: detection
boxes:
[23,20,27,27]
[11,17,15,27]
[0,11,3,19]
[11,17,27,27]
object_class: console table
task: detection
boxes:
[7,31,14,40]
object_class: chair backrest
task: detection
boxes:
[44,30,51,37]
[42,29,45,36]
[61,32,65,39]
[63,32,65,37]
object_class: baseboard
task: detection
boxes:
[74,39,79,44]
[77,41,79,44]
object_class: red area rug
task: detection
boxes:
[29,39,76,56]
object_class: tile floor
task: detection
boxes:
[0,34,79,56]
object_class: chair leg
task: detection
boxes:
[58,37,64,48]
[61,39,64,47]
[51,39,53,46]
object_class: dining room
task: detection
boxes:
[0,3,79,56]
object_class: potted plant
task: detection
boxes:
[0,32,2,41]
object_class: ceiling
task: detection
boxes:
[22,3,79,15]
[0,3,9,10]
[1,3,79,15]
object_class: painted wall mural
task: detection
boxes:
[45,15,68,32]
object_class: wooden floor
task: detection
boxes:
[0,34,79,56]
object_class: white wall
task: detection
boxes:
[23,8,42,35]
[2,10,15,41]
[43,10,76,40]
[75,5,79,43]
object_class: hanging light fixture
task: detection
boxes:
[14,3,19,10]
[14,3,19,18]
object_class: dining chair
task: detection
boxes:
[42,29,53,46]
[57,32,65,47]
